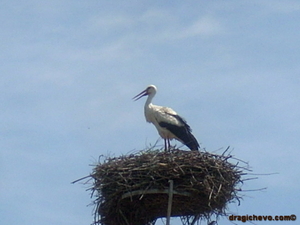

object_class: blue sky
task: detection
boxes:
[1,1,300,225]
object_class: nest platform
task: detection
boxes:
[90,149,244,225]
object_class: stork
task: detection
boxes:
[133,85,199,151]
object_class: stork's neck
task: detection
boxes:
[144,93,155,108]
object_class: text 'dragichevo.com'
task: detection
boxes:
[229,214,296,222]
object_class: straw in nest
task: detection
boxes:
[87,149,244,225]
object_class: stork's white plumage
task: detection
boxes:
[133,85,199,151]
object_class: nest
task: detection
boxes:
[89,149,244,225]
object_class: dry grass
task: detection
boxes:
[82,148,246,225]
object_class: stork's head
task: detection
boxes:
[133,85,157,101]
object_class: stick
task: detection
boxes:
[71,175,91,184]
[166,180,174,225]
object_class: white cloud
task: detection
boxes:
[86,14,135,35]
[83,8,223,47]
[176,16,223,39]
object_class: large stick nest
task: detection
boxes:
[90,149,244,225]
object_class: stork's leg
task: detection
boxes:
[164,139,167,151]
[167,139,171,151]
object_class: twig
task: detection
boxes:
[71,175,91,184]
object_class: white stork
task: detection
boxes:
[133,85,199,151]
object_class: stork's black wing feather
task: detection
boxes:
[159,114,199,151]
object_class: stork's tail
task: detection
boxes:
[184,133,200,151]
[159,121,200,151]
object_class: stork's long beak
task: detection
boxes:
[132,89,148,101]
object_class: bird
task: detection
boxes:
[133,85,199,151]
